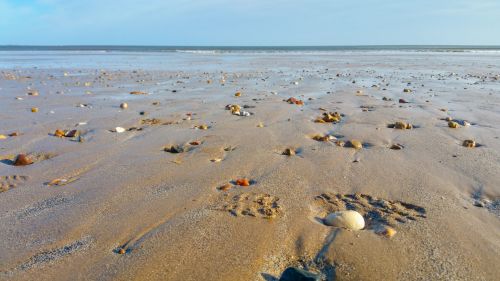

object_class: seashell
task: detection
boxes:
[164,145,185,153]
[390,143,404,150]
[394,121,408,129]
[65,130,79,138]
[235,178,250,186]
[27,91,39,96]
[47,178,69,186]
[324,210,365,230]
[448,121,459,128]
[31,107,39,113]
[335,140,345,147]
[377,226,397,238]
[403,88,412,93]
[234,92,241,97]
[115,127,126,133]
[286,97,304,105]
[14,154,33,166]
[282,148,296,156]
[130,91,147,95]
[347,140,362,149]
[16,97,24,100]
[118,248,126,255]
[256,122,264,128]
[316,112,342,123]
[210,158,222,163]
[218,183,232,191]
[120,103,128,109]
[463,139,476,148]
[189,141,201,146]
[54,129,65,137]
[356,90,363,95]
[196,125,209,130]
[312,134,331,142]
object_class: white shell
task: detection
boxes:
[115,127,126,133]
[324,210,365,230]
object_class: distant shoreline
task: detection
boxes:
[1,45,500,52]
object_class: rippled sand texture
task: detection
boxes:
[0,51,499,281]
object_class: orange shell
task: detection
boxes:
[235,178,250,186]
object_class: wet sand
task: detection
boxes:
[0,51,499,280]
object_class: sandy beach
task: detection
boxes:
[0,50,499,281]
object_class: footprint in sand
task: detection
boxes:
[0,175,30,193]
[12,236,93,271]
[213,192,282,219]
[313,192,426,230]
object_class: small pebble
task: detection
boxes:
[218,183,232,191]
[235,178,250,186]
[463,140,476,148]
[282,148,296,156]
[390,143,404,150]
[14,154,33,166]
[347,140,362,149]
[448,121,459,128]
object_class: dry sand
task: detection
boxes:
[0,52,499,280]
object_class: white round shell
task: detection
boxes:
[324,210,365,230]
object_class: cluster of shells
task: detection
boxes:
[285,97,304,105]
[388,121,413,130]
[314,112,342,123]
[225,104,250,116]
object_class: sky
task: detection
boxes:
[1,0,500,46]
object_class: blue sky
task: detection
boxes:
[1,0,500,45]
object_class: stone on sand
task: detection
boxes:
[463,139,476,148]
[282,148,296,156]
[394,121,412,129]
[14,154,34,166]
[347,140,362,149]
[448,121,459,128]
[115,127,126,133]
[324,210,365,230]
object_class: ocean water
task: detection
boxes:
[1,45,500,70]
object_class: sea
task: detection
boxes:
[1,45,499,70]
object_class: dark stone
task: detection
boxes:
[279,267,320,281]
[474,201,485,208]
